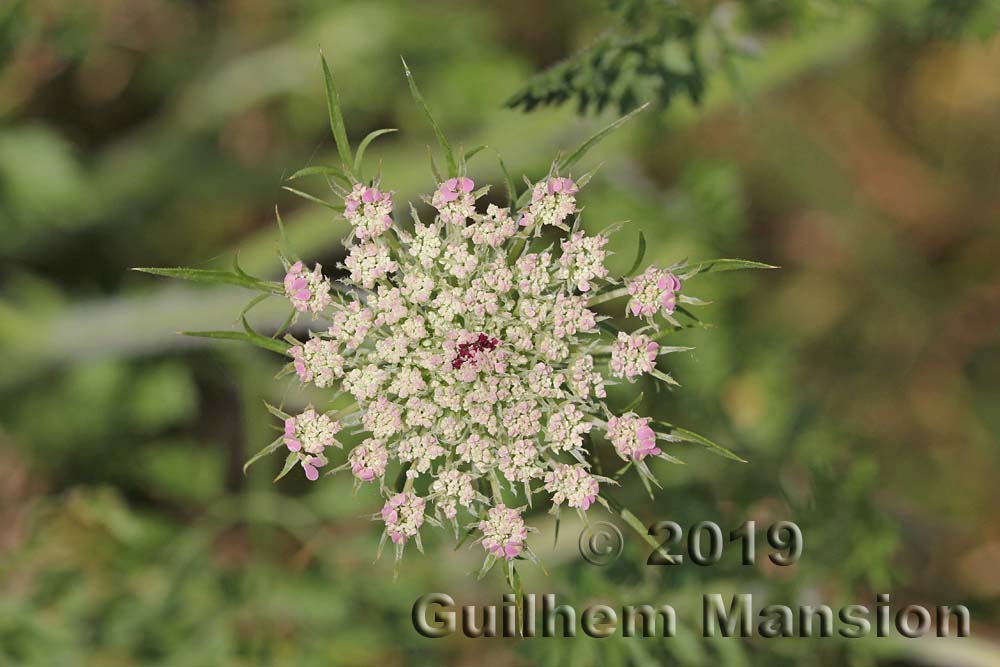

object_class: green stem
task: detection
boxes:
[587,286,629,307]
[601,493,678,564]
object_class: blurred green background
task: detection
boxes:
[2,1,999,665]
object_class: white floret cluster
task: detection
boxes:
[275,166,689,569]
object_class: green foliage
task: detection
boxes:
[653,419,748,462]
[2,1,1000,664]
[680,258,779,278]
[132,267,282,294]
[557,101,649,171]
[0,485,477,666]
[321,54,354,176]
[507,0,707,114]
[180,329,291,355]
[402,56,458,178]
[506,0,1000,115]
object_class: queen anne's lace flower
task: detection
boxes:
[371,286,407,326]
[568,354,606,399]
[552,293,597,338]
[627,267,682,317]
[515,251,552,296]
[440,242,478,279]
[362,397,403,439]
[266,140,714,570]
[610,331,659,381]
[432,177,476,225]
[344,241,397,289]
[457,432,495,471]
[409,222,442,268]
[479,504,528,560]
[558,230,609,292]
[519,177,577,229]
[546,403,593,452]
[505,401,542,438]
[607,412,660,462]
[328,300,373,349]
[289,337,344,388]
[342,364,387,402]
[397,434,445,477]
[544,463,599,510]
[284,261,332,314]
[283,407,342,480]
[344,184,393,240]
[464,204,516,248]
[349,438,389,482]
[497,438,544,482]
[388,366,426,398]
[381,492,425,544]
[430,468,476,519]
[157,67,755,580]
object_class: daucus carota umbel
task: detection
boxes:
[138,57,770,582]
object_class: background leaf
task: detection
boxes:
[321,54,355,175]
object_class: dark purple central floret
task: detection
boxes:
[452,333,500,369]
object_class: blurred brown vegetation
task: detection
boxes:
[1,1,999,665]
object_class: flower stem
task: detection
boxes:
[587,286,629,307]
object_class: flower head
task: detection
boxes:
[284,261,332,313]
[558,231,609,292]
[165,65,753,580]
[344,183,393,240]
[432,177,476,225]
[519,177,577,229]
[627,267,682,318]
[283,407,342,480]
[264,136,716,572]
[544,463,600,510]
[497,438,543,482]
[344,241,397,289]
[546,403,593,453]
[349,439,389,482]
[607,412,660,462]
[381,492,425,544]
[430,468,476,519]
[610,332,659,381]
[479,504,527,559]
[397,434,445,477]
[464,204,516,248]
[289,337,344,388]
